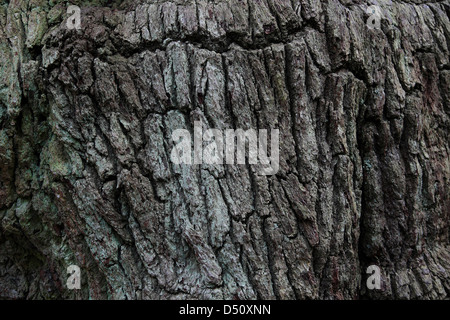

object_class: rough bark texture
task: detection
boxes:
[0,0,449,300]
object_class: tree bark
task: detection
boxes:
[0,0,449,299]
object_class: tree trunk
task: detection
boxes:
[0,0,449,300]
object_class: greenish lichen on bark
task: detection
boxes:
[0,0,449,300]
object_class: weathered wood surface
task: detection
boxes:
[0,0,449,299]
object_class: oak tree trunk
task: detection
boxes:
[0,0,449,299]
